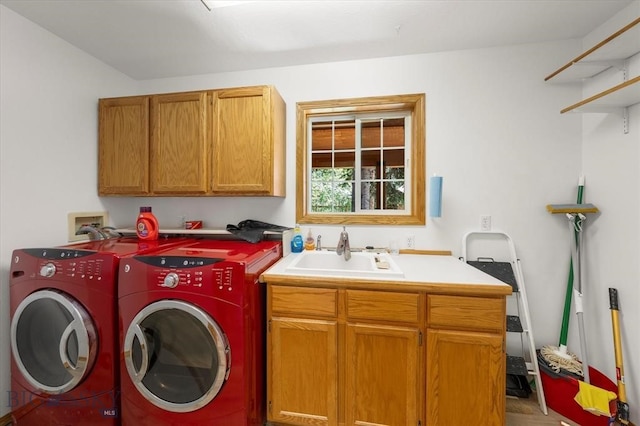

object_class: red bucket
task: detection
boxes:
[540,365,617,426]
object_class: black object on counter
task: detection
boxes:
[226,219,291,243]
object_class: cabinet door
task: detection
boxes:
[150,92,209,194]
[98,96,149,195]
[211,86,285,195]
[426,329,505,426]
[345,323,421,426]
[268,317,338,426]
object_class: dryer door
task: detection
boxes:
[11,289,98,394]
[124,300,230,413]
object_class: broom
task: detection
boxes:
[539,176,587,377]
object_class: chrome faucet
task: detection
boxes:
[316,235,322,251]
[336,226,351,261]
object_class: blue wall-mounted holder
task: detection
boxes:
[429,175,443,218]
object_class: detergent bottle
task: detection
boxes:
[291,224,304,253]
[136,207,159,240]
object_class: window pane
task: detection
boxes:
[312,120,355,151]
[311,152,332,171]
[384,181,405,210]
[361,119,380,148]
[335,181,354,212]
[382,118,405,148]
[311,181,334,212]
[335,152,355,171]
[335,119,355,150]
[361,181,379,210]
[383,152,405,179]
[311,180,354,212]
[361,152,381,178]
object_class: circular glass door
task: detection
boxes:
[10,289,97,394]
[124,300,230,413]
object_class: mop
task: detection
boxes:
[541,185,598,379]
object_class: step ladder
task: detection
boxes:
[461,231,547,415]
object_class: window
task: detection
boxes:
[296,94,425,225]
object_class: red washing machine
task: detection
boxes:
[117,239,282,426]
[8,237,193,425]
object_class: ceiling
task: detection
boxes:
[1,0,633,80]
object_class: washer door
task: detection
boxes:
[124,300,230,413]
[11,289,98,394]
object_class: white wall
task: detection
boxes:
[580,1,640,419]
[0,5,140,415]
[1,2,638,422]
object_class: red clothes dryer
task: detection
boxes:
[8,237,192,425]
[117,239,282,426]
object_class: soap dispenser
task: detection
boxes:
[304,229,316,251]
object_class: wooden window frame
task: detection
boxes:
[296,94,426,225]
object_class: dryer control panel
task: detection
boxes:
[12,248,116,286]
[127,255,241,296]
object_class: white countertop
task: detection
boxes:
[261,251,512,295]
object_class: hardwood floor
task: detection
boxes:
[506,395,583,426]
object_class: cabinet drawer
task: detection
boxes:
[427,295,504,333]
[346,290,420,324]
[270,285,337,318]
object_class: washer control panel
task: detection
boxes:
[17,248,111,283]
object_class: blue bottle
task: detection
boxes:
[291,224,304,253]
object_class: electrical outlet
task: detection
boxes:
[406,235,415,249]
[480,215,492,231]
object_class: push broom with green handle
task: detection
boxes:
[540,175,590,377]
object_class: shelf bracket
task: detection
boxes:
[572,59,627,78]
[570,106,630,134]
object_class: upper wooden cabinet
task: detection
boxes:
[98,85,286,196]
[150,91,209,194]
[98,96,150,195]
[211,86,286,196]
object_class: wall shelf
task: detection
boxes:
[560,76,640,113]
[546,17,640,133]
[545,17,640,82]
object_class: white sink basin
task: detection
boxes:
[285,250,404,279]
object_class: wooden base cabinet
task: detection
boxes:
[266,284,507,426]
[426,294,506,426]
[426,330,504,426]
[98,85,285,196]
[345,324,421,426]
[267,285,425,426]
[270,318,338,426]
[268,286,339,426]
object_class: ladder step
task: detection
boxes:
[506,315,523,332]
[466,260,519,291]
[507,355,529,376]
[463,232,547,415]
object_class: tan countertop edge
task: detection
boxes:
[259,272,512,297]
